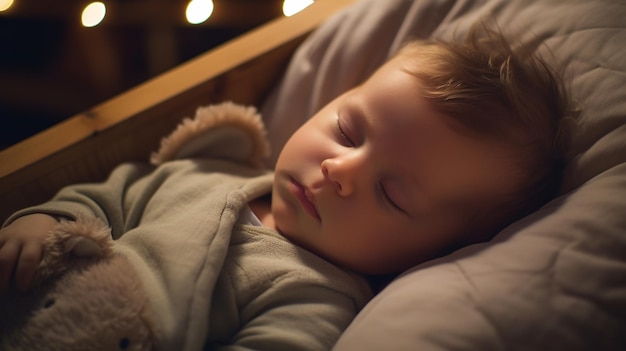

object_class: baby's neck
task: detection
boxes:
[248,195,276,230]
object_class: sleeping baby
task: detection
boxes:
[0,25,575,350]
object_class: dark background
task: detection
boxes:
[0,0,286,149]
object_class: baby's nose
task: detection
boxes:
[321,157,358,196]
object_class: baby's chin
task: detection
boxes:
[274,223,330,257]
[274,224,312,249]
[272,219,414,275]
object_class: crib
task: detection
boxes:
[2,0,625,349]
[0,0,355,221]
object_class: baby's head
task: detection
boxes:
[271,27,574,275]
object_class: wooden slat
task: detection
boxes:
[0,0,356,221]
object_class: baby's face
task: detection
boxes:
[271,55,523,274]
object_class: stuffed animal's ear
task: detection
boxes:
[150,101,270,168]
[32,216,113,286]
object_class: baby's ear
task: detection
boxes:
[32,217,113,286]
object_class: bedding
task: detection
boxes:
[261,0,626,349]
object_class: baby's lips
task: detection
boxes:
[304,188,316,205]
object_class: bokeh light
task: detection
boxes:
[81,2,106,27]
[0,0,14,12]
[186,0,214,25]
[282,0,314,17]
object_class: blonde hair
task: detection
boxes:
[397,26,577,240]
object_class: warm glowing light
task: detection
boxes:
[186,0,214,25]
[0,0,14,12]
[81,2,106,27]
[282,0,314,17]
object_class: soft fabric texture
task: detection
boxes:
[207,224,370,350]
[261,0,626,349]
[0,217,155,351]
[2,102,371,350]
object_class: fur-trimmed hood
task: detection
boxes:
[150,101,270,168]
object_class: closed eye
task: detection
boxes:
[336,117,355,147]
[379,182,407,215]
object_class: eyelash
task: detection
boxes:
[379,183,405,214]
[336,117,355,146]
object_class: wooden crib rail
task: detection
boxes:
[0,0,356,222]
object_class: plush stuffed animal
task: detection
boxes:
[0,217,155,351]
[0,102,269,351]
